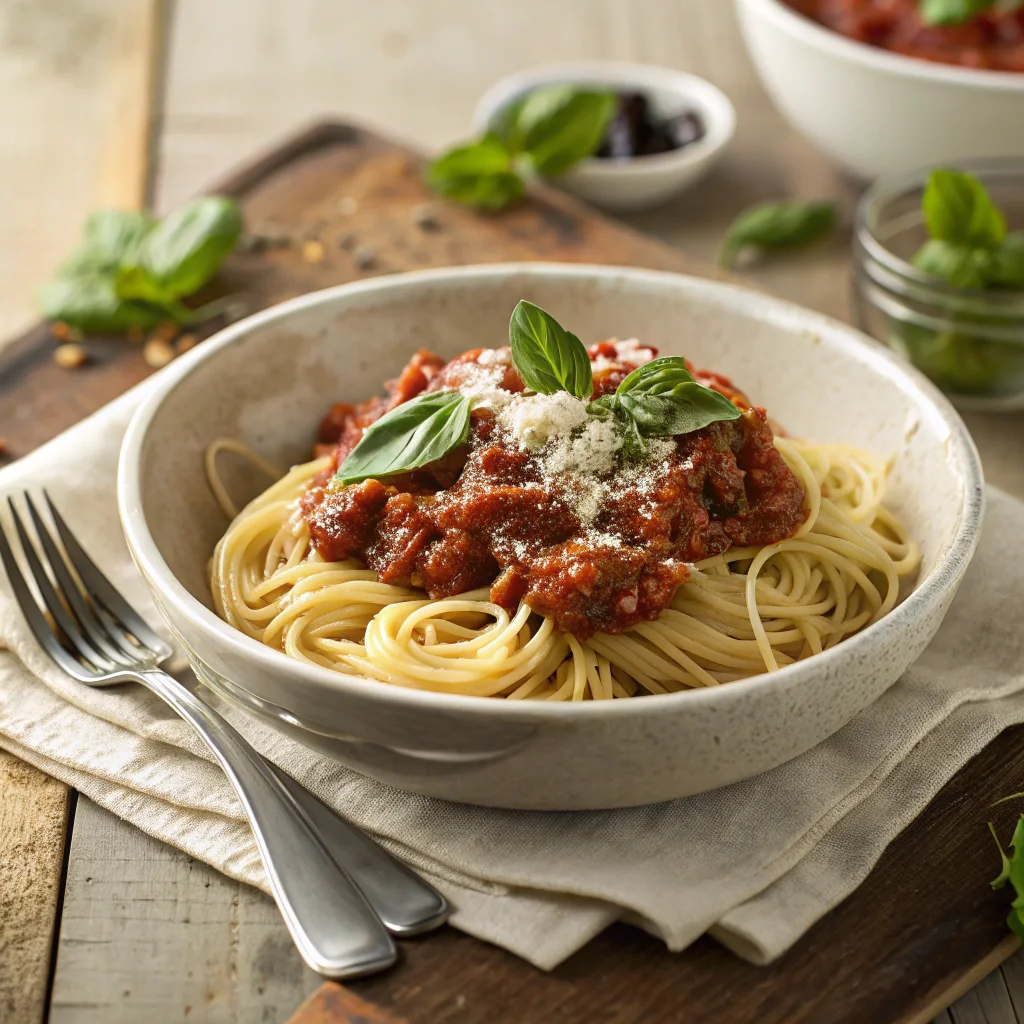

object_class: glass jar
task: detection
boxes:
[853,161,1024,411]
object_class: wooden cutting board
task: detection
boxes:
[1,121,1020,1024]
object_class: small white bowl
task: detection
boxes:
[472,62,736,213]
[118,264,983,810]
[735,0,1024,180]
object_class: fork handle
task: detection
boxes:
[137,668,396,978]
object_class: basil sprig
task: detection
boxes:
[509,300,593,398]
[427,85,616,212]
[720,201,836,269]
[333,391,471,486]
[613,357,741,435]
[919,0,1020,26]
[38,196,242,333]
[911,170,1024,291]
[333,303,741,486]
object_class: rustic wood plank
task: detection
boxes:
[48,797,322,1024]
[0,750,70,1024]
[949,970,1017,1024]
[0,0,162,343]
[286,983,409,1024]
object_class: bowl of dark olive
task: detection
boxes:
[854,161,1024,411]
[472,62,736,213]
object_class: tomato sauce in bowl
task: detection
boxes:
[784,0,1024,71]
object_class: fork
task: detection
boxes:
[0,492,449,978]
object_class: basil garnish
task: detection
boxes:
[918,0,1019,26]
[426,85,616,213]
[509,300,594,399]
[614,357,741,435]
[332,305,742,490]
[911,170,1024,291]
[333,391,472,486]
[719,201,836,269]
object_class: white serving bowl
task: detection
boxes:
[118,264,983,810]
[735,0,1024,179]
[472,62,736,212]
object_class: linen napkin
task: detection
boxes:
[1,381,1022,970]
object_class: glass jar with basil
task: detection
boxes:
[853,162,1024,410]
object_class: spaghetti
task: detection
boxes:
[208,434,920,701]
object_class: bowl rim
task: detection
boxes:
[737,0,1024,91]
[118,262,985,721]
[470,61,737,180]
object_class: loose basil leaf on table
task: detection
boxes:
[508,300,594,399]
[58,209,156,276]
[922,168,1006,249]
[719,200,836,268]
[426,137,525,212]
[614,357,741,435]
[37,274,167,333]
[514,85,617,176]
[136,196,243,300]
[334,391,472,486]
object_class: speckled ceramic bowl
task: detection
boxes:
[118,264,984,810]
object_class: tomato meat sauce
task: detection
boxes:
[785,0,1024,71]
[302,345,807,638]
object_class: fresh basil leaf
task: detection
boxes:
[138,196,242,299]
[617,407,648,463]
[587,393,619,418]
[990,232,1024,288]
[426,137,525,211]
[614,356,740,436]
[508,300,593,399]
[922,169,1006,249]
[38,274,167,332]
[719,201,836,268]
[334,391,472,486]
[911,239,990,290]
[616,356,697,396]
[516,86,617,176]
[919,0,1000,25]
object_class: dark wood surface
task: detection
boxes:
[2,121,1020,1024]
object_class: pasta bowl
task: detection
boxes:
[118,264,984,810]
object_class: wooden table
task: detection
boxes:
[3,3,1024,1023]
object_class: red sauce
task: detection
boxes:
[785,0,1024,71]
[302,345,807,638]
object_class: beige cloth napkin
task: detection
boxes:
[1,381,1022,970]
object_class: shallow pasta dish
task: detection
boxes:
[208,300,920,701]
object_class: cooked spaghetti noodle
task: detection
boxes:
[208,436,920,700]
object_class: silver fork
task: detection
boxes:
[0,492,449,978]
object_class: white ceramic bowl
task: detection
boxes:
[472,62,736,213]
[118,264,984,810]
[735,0,1024,179]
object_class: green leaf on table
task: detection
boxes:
[37,274,167,333]
[333,391,472,486]
[426,137,525,212]
[719,200,836,268]
[918,0,1002,25]
[615,356,741,435]
[922,169,1006,250]
[57,209,156,277]
[137,196,242,299]
[515,86,617,176]
[988,813,1024,941]
[508,300,594,399]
